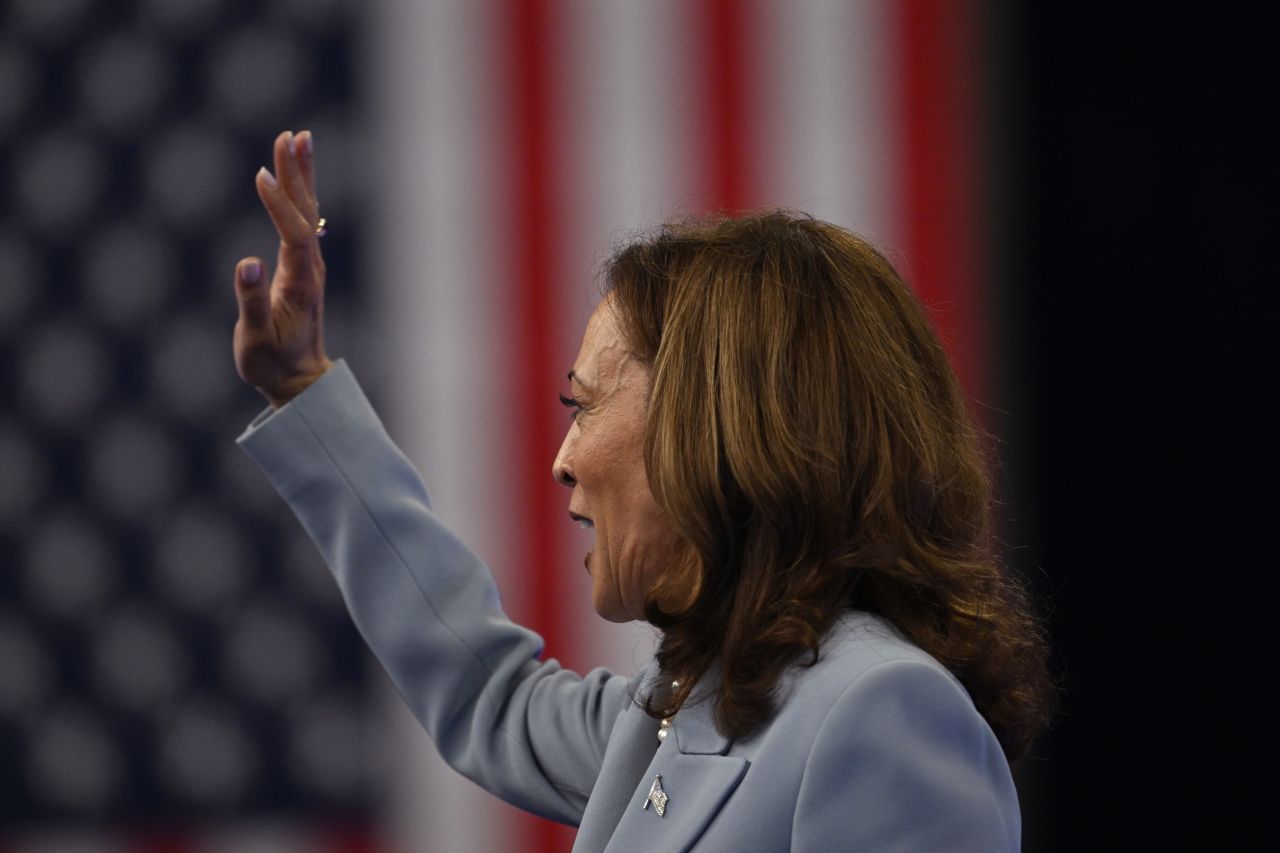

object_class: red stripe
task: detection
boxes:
[896,0,987,400]
[324,825,384,853]
[501,2,575,852]
[128,830,194,853]
[0,826,384,851]
[702,0,756,211]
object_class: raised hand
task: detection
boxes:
[233,129,334,408]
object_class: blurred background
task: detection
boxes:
[0,1,1268,851]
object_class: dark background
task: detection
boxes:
[999,4,1271,847]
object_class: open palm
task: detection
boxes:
[232,129,333,408]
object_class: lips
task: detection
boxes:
[570,512,594,574]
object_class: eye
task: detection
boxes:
[558,393,584,420]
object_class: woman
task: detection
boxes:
[233,130,1052,851]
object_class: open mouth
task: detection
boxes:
[570,512,594,574]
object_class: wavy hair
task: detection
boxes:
[604,211,1052,761]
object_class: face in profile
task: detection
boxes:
[552,298,683,622]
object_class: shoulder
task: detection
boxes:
[781,611,1003,777]
[779,611,1021,850]
[744,611,1001,772]
[657,613,1018,850]
[782,610,970,714]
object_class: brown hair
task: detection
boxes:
[604,211,1052,761]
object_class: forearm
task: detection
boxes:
[237,360,624,823]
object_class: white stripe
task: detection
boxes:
[366,2,903,850]
[754,0,900,247]
[552,0,701,679]
[368,1,513,850]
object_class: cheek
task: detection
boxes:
[616,507,682,592]
[609,470,670,556]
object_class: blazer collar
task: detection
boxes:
[671,695,732,756]
[668,660,733,755]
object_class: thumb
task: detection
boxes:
[235,258,270,329]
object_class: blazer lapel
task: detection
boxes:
[600,693,750,853]
[573,669,662,853]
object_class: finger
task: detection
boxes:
[255,166,313,248]
[296,129,318,206]
[234,258,270,329]
[275,130,318,225]
[274,236,325,309]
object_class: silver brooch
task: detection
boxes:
[643,774,669,817]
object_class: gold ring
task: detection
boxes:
[315,217,327,237]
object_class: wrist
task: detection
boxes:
[263,358,334,409]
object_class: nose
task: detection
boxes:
[553,429,576,487]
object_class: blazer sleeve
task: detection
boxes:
[791,659,1021,852]
[236,360,631,825]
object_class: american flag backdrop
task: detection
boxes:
[1,0,383,849]
[369,1,994,850]
[1,1,1013,851]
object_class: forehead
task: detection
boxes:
[573,298,643,386]
[575,300,623,362]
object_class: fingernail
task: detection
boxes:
[300,131,313,159]
[287,132,297,158]
[258,166,277,188]
[241,261,262,283]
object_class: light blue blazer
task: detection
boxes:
[238,361,1021,852]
